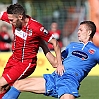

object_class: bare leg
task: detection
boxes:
[0,76,9,98]
[13,77,46,93]
[60,94,75,99]
[0,76,9,92]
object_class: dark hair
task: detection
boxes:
[80,21,96,38]
[7,3,26,17]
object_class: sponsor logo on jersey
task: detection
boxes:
[72,50,88,60]
[15,29,27,40]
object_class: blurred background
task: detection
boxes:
[0,0,99,99]
[1,0,99,51]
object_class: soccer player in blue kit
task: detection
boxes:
[2,21,99,99]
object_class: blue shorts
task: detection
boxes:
[43,71,80,98]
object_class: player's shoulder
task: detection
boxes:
[90,42,99,50]
[29,18,42,28]
[65,42,79,49]
[93,45,99,52]
[28,18,44,33]
[88,42,99,57]
[69,42,79,46]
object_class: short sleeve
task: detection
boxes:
[0,12,10,23]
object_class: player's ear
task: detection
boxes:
[18,15,23,20]
[88,30,92,35]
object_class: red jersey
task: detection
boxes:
[0,12,52,61]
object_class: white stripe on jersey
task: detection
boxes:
[48,34,55,42]
[22,40,26,62]
[18,63,31,80]
[7,74,12,80]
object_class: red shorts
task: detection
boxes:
[2,55,36,85]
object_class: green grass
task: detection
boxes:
[18,76,99,99]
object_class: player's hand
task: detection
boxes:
[55,64,65,76]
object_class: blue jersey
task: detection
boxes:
[44,41,99,98]
[62,41,99,82]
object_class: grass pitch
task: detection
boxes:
[19,76,99,99]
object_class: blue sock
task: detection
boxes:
[2,86,21,99]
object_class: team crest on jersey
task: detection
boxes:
[26,29,32,36]
[72,50,88,60]
[88,49,95,54]
[40,27,44,31]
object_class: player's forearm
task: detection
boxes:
[41,44,57,67]
[46,52,57,68]
[53,40,62,66]
[40,39,57,67]
[40,39,50,55]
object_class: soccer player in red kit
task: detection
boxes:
[0,3,64,98]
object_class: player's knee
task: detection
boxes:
[60,94,75,99]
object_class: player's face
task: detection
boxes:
[77,24,90,43]
[8,14,22,29]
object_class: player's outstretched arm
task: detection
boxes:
[49,38,64,76]
[40,39,57,68]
